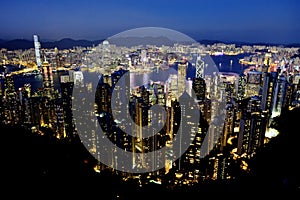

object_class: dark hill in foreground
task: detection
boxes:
[0,107,299,198]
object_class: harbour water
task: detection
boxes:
[0,53,251,93]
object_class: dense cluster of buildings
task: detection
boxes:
[0,35,299,187]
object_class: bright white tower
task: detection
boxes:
[33,35,41,68]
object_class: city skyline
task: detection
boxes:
[1,1,300,196]
[0,29,299,196]
[1,0,300,44]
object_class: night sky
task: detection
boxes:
[1,0,299,44]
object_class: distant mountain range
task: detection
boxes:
[0,37,299,50]
[0,38,104,50]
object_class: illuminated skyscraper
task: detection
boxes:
[237,96,265,158]
[196,54,204,79]
[3,74,20,124]
[18,84,31,125]
[148,83,166,173]
[220,103,235,151]
[260,71,278,137]
[166,74,178,107]
[29,92,43,127]
[60,75,76,139]
[172,91,202,183]
[271,75,288,117]
[245,70,262,98]
[42,59,54,97]
[96,77,115,169]
[96,69,133,170]
[192,77,206,101]
[111,69,129,121]
[178,62,187,96]
[33,35,42,68]
[291,74,300,107]
[39,59,57,130]
[95,74,112,114]
[131,94,148,169]
[155,83,165,106]
[164,99,180,173]
[54,98,65,138]
[224,81,235,103]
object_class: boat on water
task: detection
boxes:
[19,70,41,77]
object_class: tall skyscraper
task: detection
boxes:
[18,84,31,125]
[3,74,19,124]
[131,94,148,169]
[33,35,42,68]
[237,96,265,158]
[171,91,202,183]
[29,93,43,127]
[147,83,165,173]
[111,69,129,121]
[96,69,133,171]
[192,77,206,101]
[291,74,300,107]
[60,75,76,139]
[178,62,187,96]
[95,74,112,114]
[39,59,57,131]
[261,72,278,133]
[245,70,262,98]
[166,74,178,107]
[220,103,235,151]
[41,59,54,97]
[196,54,204,79]
[271,75,288,117]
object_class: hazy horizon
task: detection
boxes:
[1,35,300,45]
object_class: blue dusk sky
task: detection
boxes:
[1,0,299,44]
